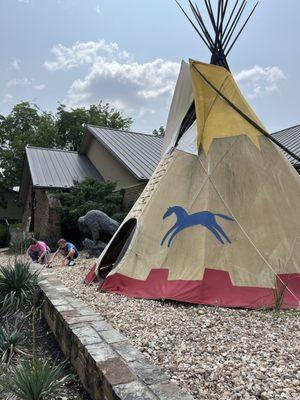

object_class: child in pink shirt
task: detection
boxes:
[26,238,50,264]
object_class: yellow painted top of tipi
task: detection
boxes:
[190,60,266,154]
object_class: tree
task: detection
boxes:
[56,102,133,151]
[152,126,165,136]
[0,102,58,188]
[55,178,125,243]
[0,190,7,209]
[0,101,133,188]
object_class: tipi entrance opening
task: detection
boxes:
[98,218,137,278]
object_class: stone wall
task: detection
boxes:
[34,190,61,241]
[33,189,49,238]
[32,265,194,400]
[122,183,146,210]
[47,194,61,240]
[21,186,61,241]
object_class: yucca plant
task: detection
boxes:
[0,357,68,400]
[0,321,29,364]
[0,259,39,316]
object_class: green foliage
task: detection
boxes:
[0,259,39,316]
[152,126,165,136]
[0,256,68,400]
[0,101,133,188]
[56,102,133,151]
[55,178,125,241]
[0,102,59,188]
[28,286,43,313]
[0,357,68,400]
[0,189,8,209]
[0,321,28,364]
[0,224,9,248]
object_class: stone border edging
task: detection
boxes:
[31,265,195,400]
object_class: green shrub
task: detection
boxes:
[55,178,125,243]
[0,259,39,316]
[0,321,28,364]
[0,357,68,400]
[9,223,22,229]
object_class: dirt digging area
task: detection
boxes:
[1,253,299,400]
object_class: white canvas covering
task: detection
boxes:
[177,121,198,155]
[162,60,194,155]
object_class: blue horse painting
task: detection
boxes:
[161,206,234,248]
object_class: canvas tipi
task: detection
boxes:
[87,0,300,309]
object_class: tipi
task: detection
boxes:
[86,0,300,309]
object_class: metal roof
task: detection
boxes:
[86,125,163,180]
[26,146,103,189]
[272,124,300,166]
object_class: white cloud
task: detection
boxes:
[44,39,288,131]
[234,65,286,99]
[34,84,46,90]
[10,58,21,71]
[66,57,179,125]
[44,40,180,130]
[6,77,33,87]
[44,40,122,71]
[95,4,101,14]
[6,77,45,91]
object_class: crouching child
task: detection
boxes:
[26,238,50,264]
[48,238,78,267]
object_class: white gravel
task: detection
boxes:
[2,253,300,400]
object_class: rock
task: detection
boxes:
[82,238,106,257]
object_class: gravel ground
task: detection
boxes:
[2,253,299,400]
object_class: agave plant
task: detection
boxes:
[0,357,68,400]
[0,321,29,364]
[0,258,39,316]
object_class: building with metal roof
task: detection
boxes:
[19,126,163,239]
[25,146,103,189]
[80,125,163,181]
[272,124,300,170]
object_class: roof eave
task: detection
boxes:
[31,185,71,190]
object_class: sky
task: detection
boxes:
[0,0,300,133]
